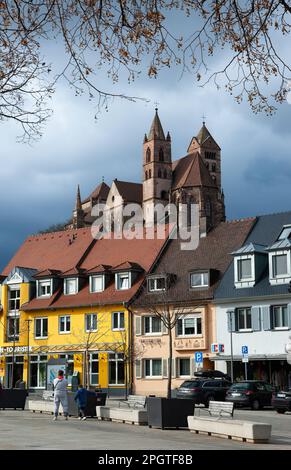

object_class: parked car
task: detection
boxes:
[272,389,291,414]
[226,381,274,410]
[194,369,231,381]
[176,378,232,407]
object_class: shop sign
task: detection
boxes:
[0,346,33,355]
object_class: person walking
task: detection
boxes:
[74,384,88,420]
[53,370,69,421]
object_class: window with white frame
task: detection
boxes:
[64,278,78,295]
[177,358,191,377]
[190,272,209,288]
[177,315,202,336]
[90,353,99,385]
[37,280,52,298]
[109,353,125,385]
[112,311,125,330]
[278,225,291,240]
[144,316,162,334]
[237,307,252,331]
[85,313,97,332]
[272,305,288,329]
[237,259,252,280]
[272,254,288,277]
[148,276,166,292]
[6,316,20,342]
[35,318,48,339]
[116,272,130,290]
[144,359,162,378]
[90,275,104,293]
[59,315,71,334]
[8,288,21,311]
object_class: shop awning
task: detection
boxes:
[210,354,287,361]
[31,342,125,354]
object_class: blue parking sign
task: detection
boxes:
[195,352,203,363]
[242,345,248,355]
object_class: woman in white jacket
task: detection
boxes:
[53,370,69,421]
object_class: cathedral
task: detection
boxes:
[71,109,225,234]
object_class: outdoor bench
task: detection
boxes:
[188,401,271,443]
[118,395,147,409]
[200,401,234,418]
[96,405,148,425]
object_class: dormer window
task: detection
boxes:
[148,275,166,292]
[116,272,130,290]
[37,280,52,298]
[272,254,288,277]
[190,271,209,289]
[237,258,252,281]
[64,278,78,295]
[90,275,104,293]
[278,225,291,240]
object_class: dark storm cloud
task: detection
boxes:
[1,32,291,271]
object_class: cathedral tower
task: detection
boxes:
[72,185,85,229]
[143,109,172,224]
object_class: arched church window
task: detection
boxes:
[145,171,148,180]
[212,163,216,172]
[149,169,152,179]
[146,147,151,163]
[161,190,167,200]
[159,148,164,162]
[158,168,162,178]
[163,169,167,179]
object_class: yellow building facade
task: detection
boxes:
[0,279,130,395]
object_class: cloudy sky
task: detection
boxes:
[1,13,291,272]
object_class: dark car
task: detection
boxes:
[272,389,291,414]
[176,378,232,407]
[226,381,274,410]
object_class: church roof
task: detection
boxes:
[114,180,143,204]
[172,152,217,190]
[148,109,165,140]
[196,123,212,145]
[82,182,110,204]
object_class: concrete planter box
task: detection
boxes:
[67,391,97,417]
[187,416,272,443]
[27,400,55,414]
[147,397,195,429]
[97,406,148,425]
[0,389,27,410]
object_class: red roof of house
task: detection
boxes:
[4,226,170,310]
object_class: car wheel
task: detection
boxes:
[276,409,286,414]
[252,399,260,411]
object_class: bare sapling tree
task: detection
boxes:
[1,1,290,141]
[139,278,203,399]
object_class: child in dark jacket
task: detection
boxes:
[74,385,88,420]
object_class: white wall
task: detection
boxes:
[215,299,291,358]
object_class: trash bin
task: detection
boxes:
[96,391,107,406]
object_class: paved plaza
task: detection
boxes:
[0,408,290,450]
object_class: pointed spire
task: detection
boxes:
[148,108,165,140]
[166,131,171,141]
[196,122,211,145]
[75,184,82,211]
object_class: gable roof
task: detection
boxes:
[231,243,267,255]
[134,218,255,306]
[215,210,291,301]
[172,152,217,190]
[82,182,110,204]
[114,180,143,204]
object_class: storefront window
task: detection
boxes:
[59,354,74,385]
[5,355,24,388]
[109,353,124,385]
[30,355,47,388]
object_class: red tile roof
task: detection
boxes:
[114,180,143,204]
[172,152,217,190]
[2,228,95,277]
[82,182,110,204]
[4,226,170,310]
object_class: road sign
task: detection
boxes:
[242,355,249,363]
[195,352,203,364]
[242,345,248,355]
